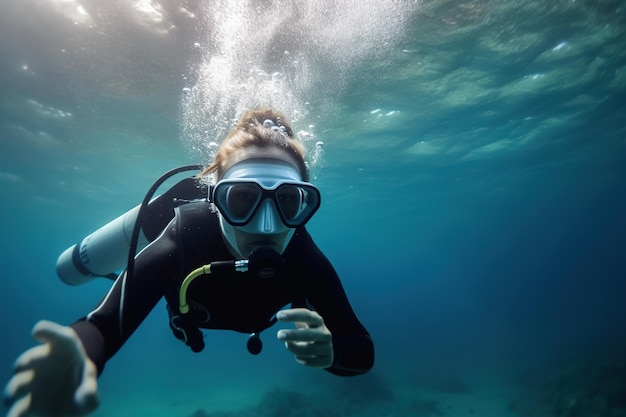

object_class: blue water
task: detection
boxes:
[1,1,625,416]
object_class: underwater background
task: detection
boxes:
[1,1,625,416]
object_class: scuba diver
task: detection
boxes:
[3,108,374,417]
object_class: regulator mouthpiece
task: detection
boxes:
[248,247,284,278]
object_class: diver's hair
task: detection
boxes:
[199,108,308,181]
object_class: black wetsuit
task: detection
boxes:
[70,201,374,377]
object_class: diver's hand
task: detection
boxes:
[276,308,334,368]
[3,320,99,417]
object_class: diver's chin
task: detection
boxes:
[230,228,294,258]
[241,241,282,258]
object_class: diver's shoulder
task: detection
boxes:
[175,200,218,226]
[176,199,214,216]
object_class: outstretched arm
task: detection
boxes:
[70,217,182,374]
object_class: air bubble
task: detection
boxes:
[312,141,325,169]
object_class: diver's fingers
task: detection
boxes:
[277,327,331,343]
[283,340,332,356]
[276,308,324,327]
[14,345,50,373]
[3,370,34,405]
[32,320,77,347]
[6,393,32,417]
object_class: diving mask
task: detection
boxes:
[212,180,320,227]
[212,159,321,258]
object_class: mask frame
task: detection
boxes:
[210,179,321,228]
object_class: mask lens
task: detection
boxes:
[220,183,262,224]
[276,186,300,220]
[275,184,320,226]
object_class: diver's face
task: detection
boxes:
[217,147,303,259]
[226,223,292,260]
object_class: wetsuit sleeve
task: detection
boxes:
[69,217,183,375]
[292,230,374,376]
